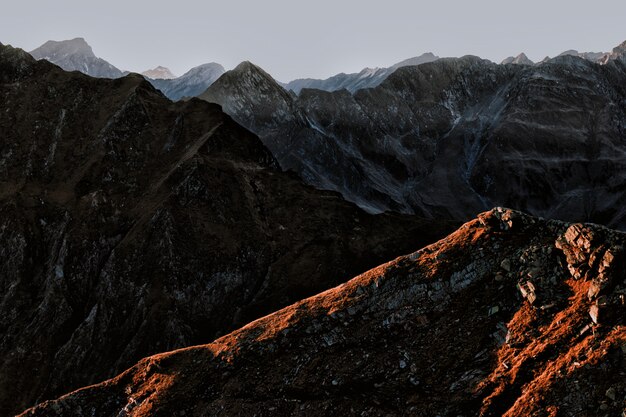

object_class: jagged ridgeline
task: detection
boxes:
[0,42,454,415]
[200,43,626,228]
[20,209,626,416]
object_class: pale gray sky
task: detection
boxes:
[1,0,624,81]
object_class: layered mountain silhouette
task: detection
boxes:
[28,38,225,101]
[147,62,225,100]
[6,36,626,417]
[29,37,123,78]
[20,208,626,416]
[200,41,626,229]
[283,52,439,94]
[0,42,454,415]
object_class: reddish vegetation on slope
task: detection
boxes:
[19,208,626,416]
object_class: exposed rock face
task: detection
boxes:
[29,37,123,79]
[200,43,626,229]
[0,42,454,415]
[601,40,626,65]
[20,208,626,416]
[147,62,225,100]
[141,66,176,80]
[501,53,534,65]
[283,52,439,94]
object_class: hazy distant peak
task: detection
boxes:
[29,37,122,79]
[501,53,534,66]
[145,61,225,101]
[185,62,225,74]
[390,52,439,69]
[283,52,439,94]
[141,65,176,79]
[233,60,262,72]
[31,37,95,60]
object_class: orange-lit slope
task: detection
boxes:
[20,208,626,416]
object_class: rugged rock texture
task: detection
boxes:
[29,37,123,79]
[20,208,626,416]
[601,40,626,65]
[501,53,534,65]
[147,62,225,101]
[283,52,439,94]
[141,66,176,80]
[0,42,454,415]
[200,42,626,229]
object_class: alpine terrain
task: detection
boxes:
[200,41,626,230]
[0,42,453,416]
[20,208,626,416]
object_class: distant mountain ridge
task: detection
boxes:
[200,40,626,230]
[283,52,439,94]
[27,38,225,100]
[146,62,225,100]
[141,65,176,79]
[29,37,123,78]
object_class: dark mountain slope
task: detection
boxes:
[20,208,626,416]
[200,46,626,229]
[0,42,454,415]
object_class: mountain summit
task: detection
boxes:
[141,65,176,79]
[29,37,123,78]
[147,62,225,100]
[501,52,534,65]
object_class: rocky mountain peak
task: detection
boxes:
[30,37,95,60]
[501,52,534,65]
[29,37,122,78]
[604,39,626,64]
[141,65,176,79]
[146,62,225,101]
[200,60,296,122]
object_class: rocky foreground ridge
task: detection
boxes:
[21,208,626,416]
[0,42,454,415]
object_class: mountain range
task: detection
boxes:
[0,41,452,416]
[200,41,626,230]
[29,37,124,79]
[282,52,439,94]
[4,36,626,416]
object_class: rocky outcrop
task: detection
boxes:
[29,37,123,78]
[601,40,626,65]
[501,53,534,65]
[20,208,626,416]
[200,41,626,229]
[0,42,454,415]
